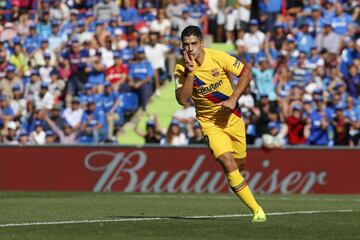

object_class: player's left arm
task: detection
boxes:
[217,54,252,111]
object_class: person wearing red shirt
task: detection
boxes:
[286,104,307,145]
[105,52,128,91]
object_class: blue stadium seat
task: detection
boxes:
[118,92,139,113]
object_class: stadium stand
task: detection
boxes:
[0,0,359,147]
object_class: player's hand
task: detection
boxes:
[217,98,237,112]
[183,50,195,74]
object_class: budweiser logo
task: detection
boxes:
[84,151,327,194]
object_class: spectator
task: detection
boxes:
[94,0,118,22]
[243,19,265,57]
[332,2,354,36]
[0,95,14,128]
[29,120,46,145]
[50,0,70,21]
[134,116,162,144]
[252,57,276,101]
[80,99,105,143]
[144,32,169,96]
[254,94,278,141]
[101,82,122,141]
[296,22,315,55]
[119,46,154,112]
[177,8,198,35]
[39,53,56,83]
[9,40,29,76]
[44,104,65,131]
[86,51,106,91]
[315,22,341,54]
[166,0,186,28]
[150,9,172,37]
[161,119,188,145]
[9,84,26,121]
[345,64,360,98]
[119,0,140,34]
[44,113,79,144]
[62,97,83,129]
[18,129,29,145]
[188,121,203,145]
[188,0,207,29]
[48,20,67,53]
[0,65,23,97]
[37,11,52,38]
[45,130,57,144]
[307,96,331,146]
[33,82,54,111]
[262,121,286,149]
[106,51,128,90]
[33,38,56,67]
[1,121,18,144]
[331,106,352,146]
[285,104,307,145]
[344,95,360,145]
[24,69,41,99]
[269,23,287,52]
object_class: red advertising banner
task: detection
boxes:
[0,146,359,194]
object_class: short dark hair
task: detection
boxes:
[181,26,203,42]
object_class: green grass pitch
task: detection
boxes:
[0,192,359,239]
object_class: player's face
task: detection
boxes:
[181,35,204,60]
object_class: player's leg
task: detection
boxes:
[227,118,266,222]
[217,153,265,221]
[203,126,265,222]
[234,157,246,171]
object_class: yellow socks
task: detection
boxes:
[226,169,262,213]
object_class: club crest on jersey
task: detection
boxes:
[211,68,219,77]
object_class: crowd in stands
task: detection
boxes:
[0,0,360,147]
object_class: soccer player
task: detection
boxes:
[174,26,266,222]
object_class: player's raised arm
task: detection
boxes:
[175,50,195,106]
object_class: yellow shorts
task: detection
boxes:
[201,118,247,159]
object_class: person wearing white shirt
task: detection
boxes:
[150,9,172,37]
[160,119,188,146]
[62,97,83,129]
[29,121,46,145]
[243,19,265,55]
[34,82,54,110]
[144,32,169,96]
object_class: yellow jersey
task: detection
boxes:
[175,48,245,128]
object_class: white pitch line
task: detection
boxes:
[0,210,354,228]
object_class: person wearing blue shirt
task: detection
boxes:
[344,95,360,145]
[252,57,276,101]
[80,98,105,143]
[23,24,41,50]
[187,0,206,29]
[119,0,140,34]
[48,20,68,52]
[119,46,154,111]
[322,1,336,21]
[60,10,78,36]
[37,11,52,38]
[263,0,282,32]
[86,51,105,87]
[339,42,357,78]
[308,96,332,145]
[296,22,315,55]
[101,82,123,141]
[307,5,327,37]
[332,3,353,35]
